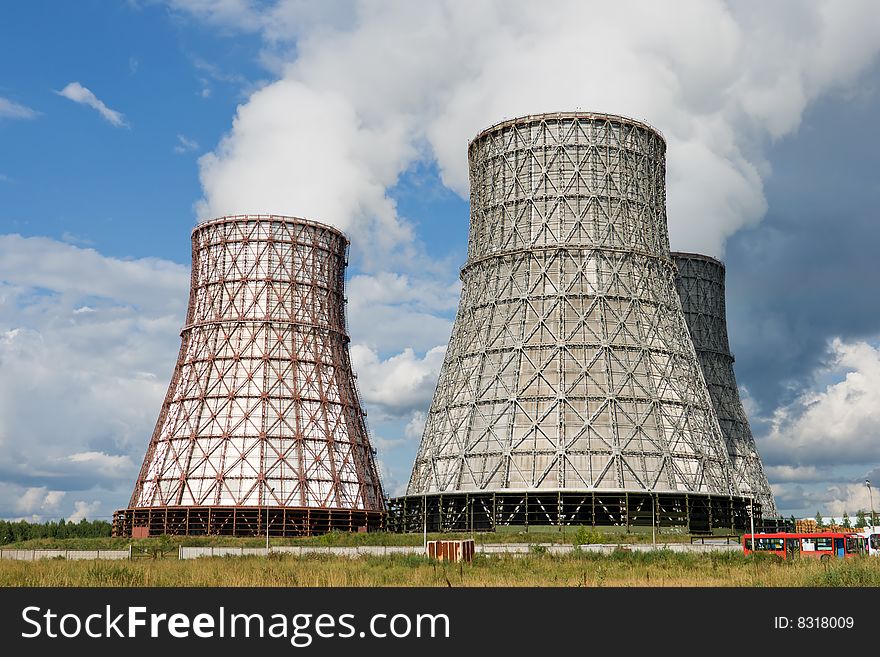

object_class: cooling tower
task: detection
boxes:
[672,252,777,517]
[392,112,750,533]
[114,215,384,537]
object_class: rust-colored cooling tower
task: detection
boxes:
[114,215,384,537]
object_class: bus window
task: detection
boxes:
[846,537,863,554]
[801,538,816,552]
[816,537,832,551]
[871,535,880,551]
[756,538,783,550]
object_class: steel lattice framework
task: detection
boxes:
[394,112,750,531]
[672,252,777,516]
[114,215,384,537]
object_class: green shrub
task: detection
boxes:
[573,526,603,546]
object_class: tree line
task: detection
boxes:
[813,510,877,529]
[0,518,112,545]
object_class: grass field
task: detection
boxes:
[2,551,879,587]
[0,526,703,551]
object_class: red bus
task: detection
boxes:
[743,532,866,560]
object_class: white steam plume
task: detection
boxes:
[188,0,880,259]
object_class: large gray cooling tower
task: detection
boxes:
[673,252,777,517]
[392,112,751,533]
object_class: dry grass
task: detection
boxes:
[2,551,879,587]
[1,526,696,550]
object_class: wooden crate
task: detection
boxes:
[426,539,475,563]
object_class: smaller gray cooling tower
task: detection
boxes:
[673,252,777,516]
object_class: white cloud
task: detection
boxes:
[347,272,457,353]
[773,481,879,520]
[182,0,880,260]
[16,487,65,514]
[350,344,446,420]
[751,338,880,515]
[60,231,94,246]
[196,78,418,270]
[0,235,186,303]
[371,435,406,452]
[764,465,827,483]
[67,451,135,475]
[374,457,404,497]
[56,82,128,128]
[819,482,877,518]
[0,97,39,120]
[44,490,66,509]
[0,235,188,519]
[367,411,426,453]
[738,385,760,419]
[404,411,426,441]
[68,500,101,522]
[190,56,256,99]
[759,338,880,467]
[168,0,266,31]
[174,134,199,154]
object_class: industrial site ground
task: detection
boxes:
[2,529,880,587]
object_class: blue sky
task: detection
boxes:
[2,0,880,523]
[1,1,266,262]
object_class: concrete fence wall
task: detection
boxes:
[0,549,130,561]
[178,545,424,559]
[178,542,741,559]
[0,542,740,561]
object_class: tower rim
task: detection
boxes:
[468,111,665,150]
[193,214,348,244]
[671,251,725,269]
